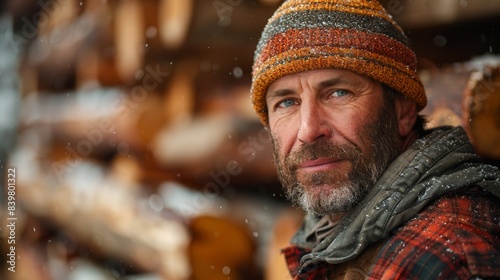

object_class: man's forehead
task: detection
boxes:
[267,69,373,95]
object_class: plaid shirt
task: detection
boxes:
[283,188,500,279]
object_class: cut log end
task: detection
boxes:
[463,67,500,159]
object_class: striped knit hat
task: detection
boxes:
[251,0,427,124]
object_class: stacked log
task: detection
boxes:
[158,0,193,49]
[11,1,500,280]
[420,55,500,161]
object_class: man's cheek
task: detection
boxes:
[272,133,293,159]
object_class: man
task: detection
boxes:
[250,0,500,279]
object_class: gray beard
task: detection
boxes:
[271,98,402,216]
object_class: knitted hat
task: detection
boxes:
[251,0,427,124]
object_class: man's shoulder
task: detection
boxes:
[369,187,500,280]
[403,187,500,236]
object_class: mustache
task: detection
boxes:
[284,140,362,171]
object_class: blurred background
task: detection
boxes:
[0,0,499,279]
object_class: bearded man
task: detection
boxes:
[250,0,500,279]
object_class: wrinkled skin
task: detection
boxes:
[266,69,417,216]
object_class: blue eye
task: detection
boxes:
[278,99,296,108]
[332,90,349,97]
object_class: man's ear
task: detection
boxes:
[395,96,418,137]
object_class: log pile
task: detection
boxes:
[4,0,283,279]
[2,0,500,280]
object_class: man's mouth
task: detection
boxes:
[298,157,345,173]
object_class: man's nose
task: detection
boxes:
[297,102,332,144]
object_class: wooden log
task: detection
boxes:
[420,55,500,160]
[114,0,145,81]
[37,0,79,35]
[265,208,303,280]
[154,116,232,167]
[19,59,39,96]
[14,155,192,280]
[162,60,197,125]
[462,64,500,160]
[7,244,51,280]
[189,215,256,280]
[196,84,258,120]
[158,0,193,49]
[21,0,114,92]
[419,67,470,128]
[75,1,123,87]
[152,115,279,193]
[75,47,100,88]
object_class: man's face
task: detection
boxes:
[266,69,402,216]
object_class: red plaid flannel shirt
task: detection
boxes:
[283,188,500,279]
